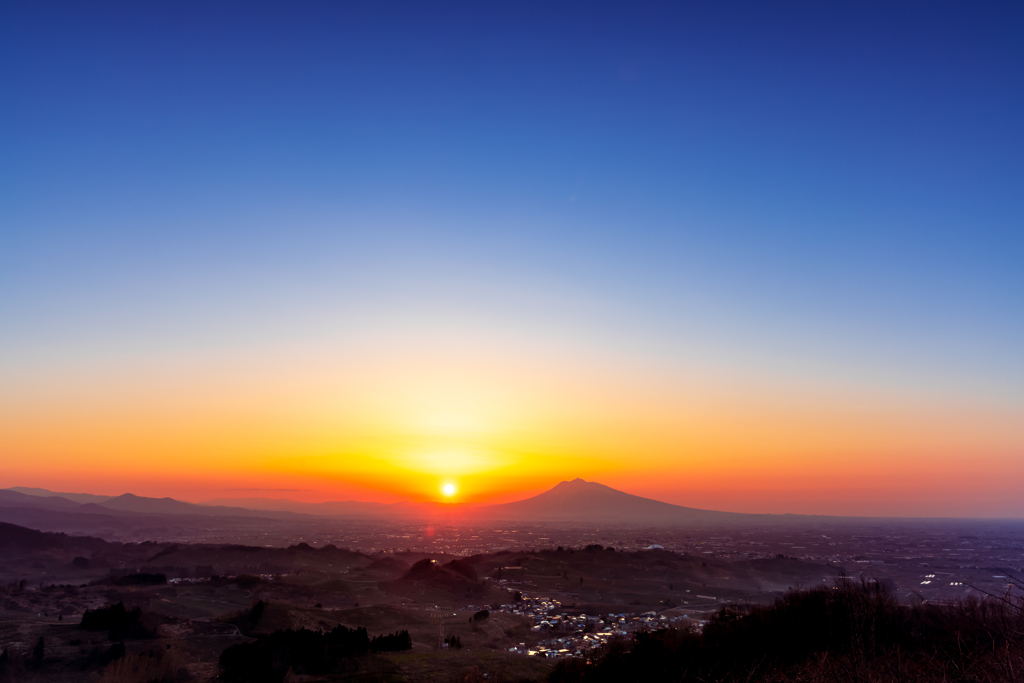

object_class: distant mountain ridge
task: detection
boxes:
[3,488,307,519]
[202,497,398,518]
[4,479,777,528]
[8,486,114,505]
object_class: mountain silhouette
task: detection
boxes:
[476,478,742,523]
[95,492,204,515]
[100,493,315,519]
[205,481,743,523]
[5,481,816,530]
[0,489,84,511]
[0,487,310,538]
[7,487,114,505]
[202,497,397,518]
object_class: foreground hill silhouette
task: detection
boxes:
[551,578,1024,683]
[0,521,110,552]
[2,515,1023,682]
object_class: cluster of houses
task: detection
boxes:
[465,592,704,659]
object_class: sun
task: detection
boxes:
[442,483,456,497]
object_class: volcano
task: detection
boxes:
[475,478,743,523]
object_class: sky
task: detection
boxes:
[1,1,1022,517]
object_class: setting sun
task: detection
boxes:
[442,483,456,497]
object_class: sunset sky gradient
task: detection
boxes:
[1,1,1022,516]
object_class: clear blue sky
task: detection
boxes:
[1,2,1022,513]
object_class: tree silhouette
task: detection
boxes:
[32,637,44,667]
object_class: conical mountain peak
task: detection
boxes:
[477,478,734,523]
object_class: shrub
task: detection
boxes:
[371,630,413,652]
[112,573,166,586]
[81,602,156,641]
[445,559,478,581]
[99,649,188,683]
[234,574,262,590]
[220,625,411,683]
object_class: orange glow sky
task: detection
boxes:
[2,325,1021,517]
